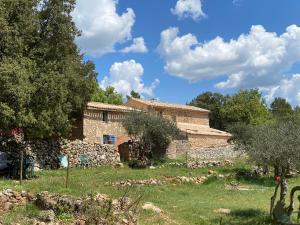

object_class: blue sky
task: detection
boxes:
[73,0,300,105]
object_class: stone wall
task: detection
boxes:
[1,139,120,169]
[162,109,209,126]
[83,109,129,145]
[61,140,120,167]
[166,140,191,159]
[124,100,209,126]
[188,134,230,149]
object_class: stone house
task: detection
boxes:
[124,98,231,149]
[80,99,231,150]
[82,102,134,146]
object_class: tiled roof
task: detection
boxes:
[87,102,136,112]
[126,98,209,112]
[177,123,232,137]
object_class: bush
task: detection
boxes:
[122,111,180,161]
[128,159,148,169]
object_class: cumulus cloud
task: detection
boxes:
[72,0,135,56]
[171,0,207,21]
[264,74,300,106]
[120,37,148,53]
[158,25,300,89]
[101,60,160,97]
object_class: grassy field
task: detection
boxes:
[0,159,299,225]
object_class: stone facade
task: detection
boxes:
[166,140,191,159]
[83,109,128,145]
[188,134,230,149]
[80,99,231,153]
[125,98,231,149]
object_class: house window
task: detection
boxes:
[103,135,116,144]
[102,111,108,122]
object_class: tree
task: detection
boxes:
[220,89,270,128]
[233,119,300,222]
[270,97,293,120]
[92,86,122,105]
[122,111,180,160]
[190,92,228,130]
[126,90,141,100]
[0,0,98,139]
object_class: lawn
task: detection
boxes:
[0,159,299,225]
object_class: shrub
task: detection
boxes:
[128,159,148,169]
[122,111,180,161]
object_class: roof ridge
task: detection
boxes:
[128,98,209,112]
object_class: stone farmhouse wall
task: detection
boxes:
[79,100,231,156]
[161,109,209,126]
[124,100,210,126]
[166,140,191,159]
[83,109,129,145]
[188,134,230,149]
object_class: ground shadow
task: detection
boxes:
[230,208,264,218]
[212,209,273,225]
[234,168,276,187]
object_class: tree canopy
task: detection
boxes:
[0,0,97,139]
[190,92,228,130]
[126,90,141,100]
[270,97,293,120]
[220,89,270,127]
[92,86,123,105]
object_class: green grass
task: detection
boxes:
[0,159,299,225]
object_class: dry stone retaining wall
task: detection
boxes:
[1,139,120,169]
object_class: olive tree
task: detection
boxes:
[122,111,180,161]
[232,118,300,219]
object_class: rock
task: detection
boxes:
[142,202,162,214]
[4,202,13,211]
[149,166,156,169]
[74,219,86,225]
[122,218,129,224]
[115,162,124,168]
[208,170,216,175]
[214,208,231,214]
[38,210,55,222]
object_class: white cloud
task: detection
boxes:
[120,37,148,53]
[101,60,160,97]
[72,0,135,56]
[158,25,300,90]
[171,0,207,21]
[264,74,300,106]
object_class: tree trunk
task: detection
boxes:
[270,182,280,217]
[280,178,288,203]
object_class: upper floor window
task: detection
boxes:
[102,111,108,122]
